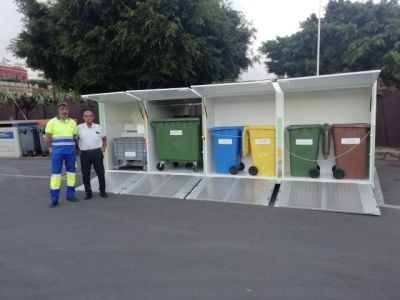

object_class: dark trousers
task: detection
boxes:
[80,149,106,194]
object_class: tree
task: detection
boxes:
[259,0,400,86]
[9,0,256,94]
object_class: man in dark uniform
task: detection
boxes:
[76,110,108,199]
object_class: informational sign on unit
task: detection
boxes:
[219,139,232,145]
[0,132,14,139]
[255,139,271,145]
[341,138,360,145]
[125,152,136,157]
[137,124,145,134]
[170,130,182,136]
[296,139,313,145]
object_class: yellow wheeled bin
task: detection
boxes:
[243,125,276,176]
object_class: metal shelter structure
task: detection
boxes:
[80,70,382,216]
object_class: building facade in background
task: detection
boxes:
[0,65,28,82]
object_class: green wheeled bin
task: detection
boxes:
[286,124,322,178]
[151,117,202,172]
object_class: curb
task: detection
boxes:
[375,147,400,161]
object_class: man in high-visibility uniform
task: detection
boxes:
[45,102,79,208]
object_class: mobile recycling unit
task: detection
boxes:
[80,88,205,199]
[275,70,381,215]
[187,81,279,205]
[79,70,382,216]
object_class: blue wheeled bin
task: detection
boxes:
[210,126,245,175]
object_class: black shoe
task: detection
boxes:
[66,196,79,202]
[49,201,58,208]
[100,192,108,198]
[84,193,92,200]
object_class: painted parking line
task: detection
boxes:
[379,204,400,210]
[0,172,83,179]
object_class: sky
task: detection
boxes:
[0,0,371,81]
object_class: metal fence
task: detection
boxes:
[376,90,400,148]
[0,100,99,125]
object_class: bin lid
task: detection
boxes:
[12,122,37,127]
[331,123,371,128]
[243,125,276,131]
[286,124,322,130]
[151,117,201,123]
[210,126,243,132]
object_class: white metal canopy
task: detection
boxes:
[191,80,275,98]
[278,70,381,93]
[82,92,140,103]
[126,87,200,101]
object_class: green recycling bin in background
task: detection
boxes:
[286,124,322,178]
[151,117,202,172]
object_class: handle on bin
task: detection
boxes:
[242,128,251,157]
[323,124,331,160]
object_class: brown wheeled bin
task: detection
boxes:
[331,123,370,179]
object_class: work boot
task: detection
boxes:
[49,201,59,208]
[66,196,79,202]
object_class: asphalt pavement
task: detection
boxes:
[0,157,399,300]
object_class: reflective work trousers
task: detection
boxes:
[50,153,76,202]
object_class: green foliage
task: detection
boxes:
[0,76,23,83]
[0,91,85,108]
[259,0,400,86]
[9,0,256,94]
[28,79,51,89]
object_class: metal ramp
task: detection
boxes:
[77,172,203,198]
[275,181,381,215]
[186,177,275,206]
[121,174,202,198]
[76,172,145,194]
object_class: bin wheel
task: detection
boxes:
[41,151,47,157]
[185,162,192,169]
[115,165,120,170]
[193,165,197,172]
[229,166,239,175]
[309,168,320,178]
[317,165,320,171]
[173,162,179,168]
[332,165,337,172]
[333,168,345,180]
[239,162,245,171]
[32,151,37,157]
[249,166,258,176]
[157,163,165,171]
[23,151,28,157]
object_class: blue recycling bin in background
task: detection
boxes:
[210,126,245,175]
